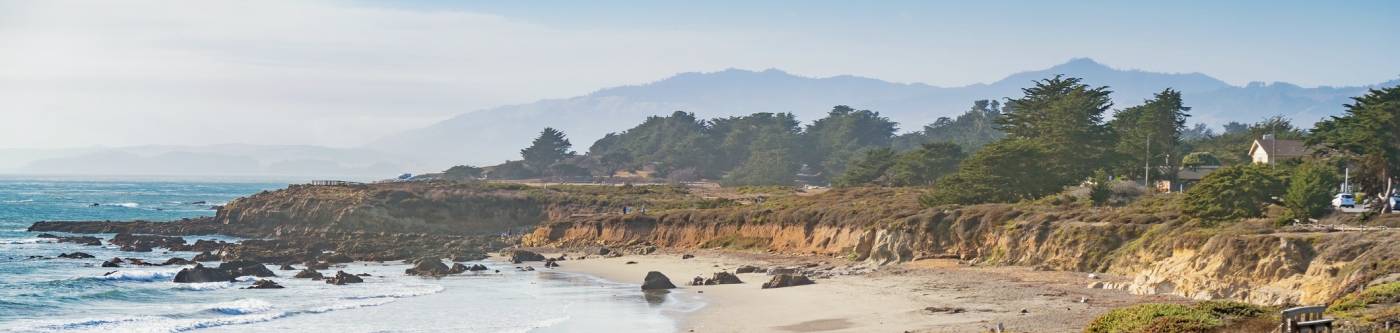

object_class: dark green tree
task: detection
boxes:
[1183,164,1288,223]
[709,112,802,174]
[802,105,897,180]
[1182,116,1306,166]
[833,148,897,187]
[1181,152,1222,168]
[1110,89,1191,180]
[1283,160,1341,220]
[587,111,711,177]
[1308,86,1400,212]
[920,139,1058,205]
[998,75,1115,185]
[1088,169,1113,206]
[520,127,574,170]
[885,142,964,187]
[893,100,1004,152]
[720,148,800,186]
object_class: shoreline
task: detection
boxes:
[539,248,1186,333]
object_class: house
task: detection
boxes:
[1156,165,1221,192]
[1249,135,1311,164]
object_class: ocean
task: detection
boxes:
[0,178,692,332]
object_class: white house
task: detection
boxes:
[1249,135,1311,164]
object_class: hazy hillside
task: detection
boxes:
[372,58,1397,168]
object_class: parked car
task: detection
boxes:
[1390,194,1400,212]
[1332,193,1356,209]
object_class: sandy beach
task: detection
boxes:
[538,249,1185,333]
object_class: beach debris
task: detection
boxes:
[923,306,966,314]
[325,271,364,285]
[1087,273,1099,279]
[57,252,95,259]
[761,274,814,289]
[625,261,638,264]
[245,279,284,289]
[294,268,324,280]
[641,271,677,290]
[735,265,761,274]
[681,254,695,259]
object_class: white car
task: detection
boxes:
[1332,193,1356,209]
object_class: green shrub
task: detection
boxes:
[1087,301,1268,333]
[1283,160,1341,220]
[1328,282,1400,314]
[1183,164,1287,223]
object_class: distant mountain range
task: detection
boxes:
[6,58,1396,177]
[370,58,1399,168]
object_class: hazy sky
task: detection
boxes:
[2,0,1397,149]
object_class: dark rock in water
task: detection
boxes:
[51,235,102,246]
[705,271,743,285]
[192,251,220,262]
[544,259,559,268]
[246,279,284,289]
[102,258,122,267]
[294,268,324,279]
[173,264,235,283]
[681,254,695,260]
[467,264,488,272]
[760,274,814,289]
[502,250,545,264]
[125,258,156,266]
[641,271,676,290]
[279,264,296,271]
[188,239,225,252]
[735,265,761,274]
[218,261,276,278]
[321,253,354,264]
[304,261,330,270]
[405,257,451,276]
[162,257,193,266]
[58,252,95,259]
[36,233,58,238]
[690,276,705,286]
[111,233,187,251]
[448,263,468,274]
[190,201,207,205]
[325,271,363,285]
[516,266,535,272]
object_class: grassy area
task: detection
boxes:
[1327,282,1400,326]
[1085,301,1271,333]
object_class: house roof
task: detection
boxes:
[1250,138,1311,158]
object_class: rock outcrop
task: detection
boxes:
[405,257,452,276]
[294,268,324,279]
[246,279,284,289]
[57,252,94,259]
[173,264,235,283]
[325,271,364,285]
[641,271,676,290]
[761,274,814,289]
[503,250,546,264]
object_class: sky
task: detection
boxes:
[1,0,1397,150]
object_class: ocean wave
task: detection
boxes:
[205,299,274,315]
[107,202,140,208]
[171,282,233,291]
[3,238,55,244]
[2,198,34,203]
[97,269,179,282]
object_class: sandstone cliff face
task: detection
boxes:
[525,189,1399,306]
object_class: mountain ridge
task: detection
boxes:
[370,58,1397,169]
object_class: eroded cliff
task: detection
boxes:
[524,188,1399,305]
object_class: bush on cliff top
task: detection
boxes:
[1086,301,1268,333]
[1328,282,1400,317]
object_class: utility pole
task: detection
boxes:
[1144,134,1151,188]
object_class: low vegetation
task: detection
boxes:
[1085,301,1271,333]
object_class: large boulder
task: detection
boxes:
[641,271,676,290]
[278,264,296,271]
[705,271,743,285]
[761,274,814,289]
[101,257,122,267]
[58,252,95,259]
[325,271,364,285]
[405,257,451,276]
[294,268,324,280]
[467,264,489,272]
[448,263,468,274]
[173,264,235,283]
[245,279,284,289]
[218,261,276,278]
[502,250,546,264]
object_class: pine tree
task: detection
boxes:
[520,127,574,170]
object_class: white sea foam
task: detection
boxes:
[206,299,275,315]
[3,238,55,244]
[171,282,234,291]
[109,202,140,208]
[97,269,179,282]
[2,198,34,203]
